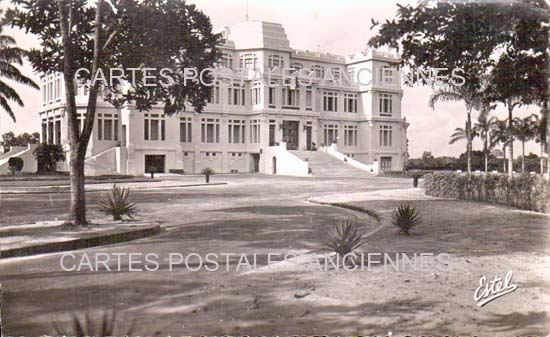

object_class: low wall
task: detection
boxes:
[261,142,309,176]
[321,144,379,174]
[0,144,38,174]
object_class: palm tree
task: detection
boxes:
[0,11,38,121]
[473,109,497,172]
[449,122,479,170]
[490,119,511,173]
[533,111,548,174]
[512,115,538,173]
[429,85,483,174]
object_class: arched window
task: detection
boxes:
[268,55,284,69]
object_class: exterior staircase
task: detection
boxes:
[289,150,371,177]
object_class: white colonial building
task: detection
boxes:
[36,21,408,176]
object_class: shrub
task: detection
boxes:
[201,167,214,183]
[98,184,137,221]
[391,204,422,235]
[424,172,550,213]
[321,219,366,256]
[53,310,134,337]
[33,144,65,174]
[8,157,24,175]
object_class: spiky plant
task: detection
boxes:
[98,184,137,221]
[391,204,422,235]
[52,310,134,337]
[321,219,366,256]
[201,167,214,183]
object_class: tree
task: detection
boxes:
[448,121,479,172]
[513,114,538,173]
[369,0,549,177]
[0,9,38,122]
[533,109,548,174]
[8,156,23,174]
[1,131,40,152]
[429,85,484,174]
[33,143,65,174]
[473,110,497,172]
[490,119,512,173]
[10,0,219,226]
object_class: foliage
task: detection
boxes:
[7,156,23,174]
[321,219,366,256]
[33,143,65,174]
[201,167,214,176]
[53,310,134,337]
[1,131,40,152]
[390,204,422,235]
[0,9,38,122]
[8,0,220,226]
[98,184,137,221]
[424,172,550,213]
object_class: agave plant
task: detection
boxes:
[201,167,214,183]
[52,310,134,337]
[98,184,137,221]
[321,219,366,256]
[391,204,422,235]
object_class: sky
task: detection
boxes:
[0,0,543,158]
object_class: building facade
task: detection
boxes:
[39,21,408,176]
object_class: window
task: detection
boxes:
[268,87,275,107]
[331,67,341,80]
[180,117,192,142]
[206,85,219,104]
[348,67,356,84]
[323,91,338,112]
[311,65,324,79]
[240,53,258,70]
[344,93,358,113]
[228,85,246,106]
[228,119,246,144]
[290,62,303,73]
[55,120,61,145]
[268,55,284,70]
[41,79,47,106]
[201,118,220,143]
[305,88,313,110]
[282,87,299,107]
[379,125,393,146]
[250,119,261,143]
[323,123,339,145]
[344,125,358,146]
[97,113,119,141]
[144,114,166,141]
[220,53,233,69]
[252,81,261,105]
[379,66,394,84]
[41,121,47,143]
[379,93,393,116]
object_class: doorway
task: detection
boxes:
[250,154,260,173]
[305,125,312,150]
[145,155,165,173]
[282,120,299,150]
[380,156,392,171]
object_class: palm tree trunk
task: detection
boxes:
[466,110,472,174]
[521,140,525,173]
[541,143,544,174]
[507,103,514,177]
[484,134,488,172]
[503,145,507,172]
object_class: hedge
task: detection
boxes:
[423,172,550,213]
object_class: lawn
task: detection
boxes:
[0,176,548,335]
